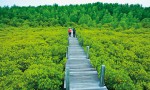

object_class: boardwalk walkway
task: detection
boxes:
[64,37,107,90]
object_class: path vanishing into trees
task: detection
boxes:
[64,36,107,90]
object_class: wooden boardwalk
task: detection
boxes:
[64,37,107,90]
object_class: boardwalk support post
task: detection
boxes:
[66,46,69,59]
[100,65,105,87]
[66,67,70,90]
[81,39,83,46]
[86,46,89,59]
[68,38,69,45]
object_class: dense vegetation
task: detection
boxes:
[77,28,150,90]
[0,2,150,29]
[0,27,67,89]
[0,2,150,90]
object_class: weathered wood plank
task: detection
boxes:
[64,37,107,90]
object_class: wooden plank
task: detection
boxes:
[64,37,107,90]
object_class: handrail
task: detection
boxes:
[86,46,89,59]
[66,46,69,59]
[66,67,70,90]
[100,65,106,87]
[65,38,107,89]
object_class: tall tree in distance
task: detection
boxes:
[0,2,149,29]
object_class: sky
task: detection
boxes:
[0,0,150,7]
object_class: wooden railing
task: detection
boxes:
[65,65,107,90]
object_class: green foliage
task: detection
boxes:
[0,27,68,90]
[141,18,150,28]
[77,28,150,90]
[78,14,92,25]
[0,3,149,29]
[0,2,149,89]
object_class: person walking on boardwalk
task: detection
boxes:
[72,28,76,37]
[68,27,72,37]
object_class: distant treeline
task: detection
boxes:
[0,2,150,29]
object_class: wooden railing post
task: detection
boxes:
[80,39,83,46]
[68,38,69,45]
[66,67,70,90]
[99,65,105,87]
[86,46,89,59]
[68,46,69,59]
[66,46,69,59]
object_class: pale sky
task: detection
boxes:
[0,0,150,7]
